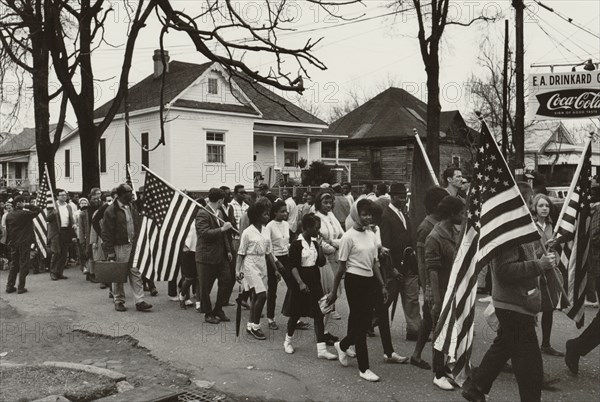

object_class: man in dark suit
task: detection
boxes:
[47,189,76,281]
[196,187,233,324]
[380,182,422,341]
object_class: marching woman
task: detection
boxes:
[283,213,337,360]
[236,201,284,340]
[531,193,565,357]
[327,199,388,382]
[314,190,345,343]
[265,200,290,330]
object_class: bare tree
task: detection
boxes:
[0,0,70,186]
[393,0,495,175]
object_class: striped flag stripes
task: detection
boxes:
[555,139,593,328]
[33,168,54,258]
[131,170,199,281]
[433,121,541,385]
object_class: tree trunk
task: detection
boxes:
[425,47,441,178]
[30,11,54,187]
[78,118,101,194]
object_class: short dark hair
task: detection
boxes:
[234,184,245,194]
[271,199,287,218]
[370,200,383,226]
[208,188,225,203]
[55,188,66,197]
[195,197,206,207]
[247,202,268,225]
[363,183,374,192]
[314,189,334,212]
[301,213,320,230]
[116,184,131,197]
[220,186,230,192]
[376,183,388,194]
[437,196,465,220]
[442,167,461,185]
[424,187,450,215]
[110,187,118,197]
[13,195,25,204]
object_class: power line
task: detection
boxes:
[530,7,595,56]
[533,0,600,40]
[526,9,585,63]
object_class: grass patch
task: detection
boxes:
[0,366,117,402]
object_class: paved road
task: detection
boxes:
[1,268,599,401]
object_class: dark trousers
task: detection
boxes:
[267,257,279,319]
[197,262,230,315]
[224,238,240,303]
[340,273,377,372]
[415,299,433,355]
[571,279,600,356]
[373,286,394,357]
[50,229,71,276]
[472,308,543,402]
[7,243,30,290]
[431,305,445,377]
[143,277,156,291]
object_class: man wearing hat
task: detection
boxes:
[380,183,421,340]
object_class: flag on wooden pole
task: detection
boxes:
[433,121,541,384]
[132,168,199,281]
[554,137,593,328]
[33,166,55,258]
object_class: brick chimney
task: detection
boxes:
[153,49,170,79]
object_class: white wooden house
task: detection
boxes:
[49,50,344,193]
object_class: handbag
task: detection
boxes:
[318,295,334,315]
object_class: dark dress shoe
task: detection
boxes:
[214,311,230,322]
[5,287,17,294]
[410,356,431,370]
[135,301,153,311]
[564,339,580,375]
[99,283,108,289]
[50,273,59,281]
[149,288,158,297]
[541,345,564,357]
[180,299,187,310]
[58,275,68,280]
[461,379,486,402]
[17,288,28,294]
[295,321,310,330]
[115,303,127,312]
[205,315,220,324]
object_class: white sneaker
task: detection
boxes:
[284,335,294,354]
[184,299,194,306]
[317,342,337,360]
[384,352,409,364]
[334,341,348,366]
[433,376,454,391]
[359,369,380,382]
[168,296,179,301]
[346,346,356,358]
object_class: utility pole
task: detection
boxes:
[513,0,525,179]
[502,19,509,159]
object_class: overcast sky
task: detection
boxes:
[4,0,600,131]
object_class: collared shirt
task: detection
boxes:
[297,234,318,267]
[388,203,407,228]
[230,199,248,238]
[285,197,298,233]
[117,199,134,242]
[57,203,70,227]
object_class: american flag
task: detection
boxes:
[125,164,137,201]
[555,139,593,328]
[132,170,199,281]
[433,121,541,384]
[33,168,54,258]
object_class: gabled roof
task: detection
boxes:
[93,60,326,126]
[524,121,574,153]
[325,87,467,141]
[0,123,67,155]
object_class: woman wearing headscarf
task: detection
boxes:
[314,189,345,339]
[327,199,389,382]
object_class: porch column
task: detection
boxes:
[335,139,340,165]
[306,138,311,162]
[273,136,277,168]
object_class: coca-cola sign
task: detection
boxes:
[535,88,600,118]
[529,71,600,120]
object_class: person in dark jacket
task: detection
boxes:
[196,187,233,324]
[5,196,41,293]
[47,189,76,281]
[102,184,152,313]
[425,195,464,391]
[462,182,557,402]
[380,182,421,340]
